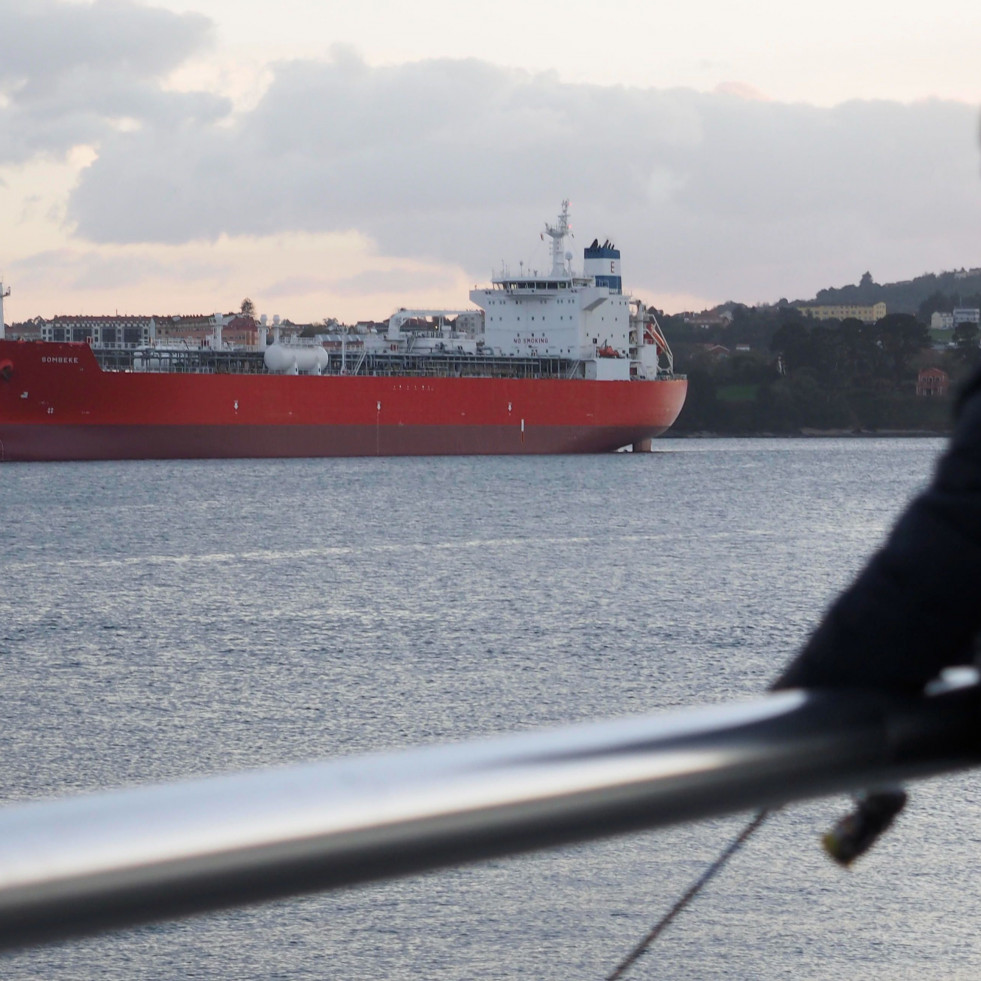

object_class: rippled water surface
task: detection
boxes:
[3,438,977,980]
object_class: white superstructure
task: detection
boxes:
[470,201,672,380]
[254,202,675,382]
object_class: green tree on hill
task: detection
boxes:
[877,314,930,382]
[918,290,956,321]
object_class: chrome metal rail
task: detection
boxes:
[0,684,979,950]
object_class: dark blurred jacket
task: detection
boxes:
[773,371,981,693]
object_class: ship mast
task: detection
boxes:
[543,200,571,277]
[0,281,9,341]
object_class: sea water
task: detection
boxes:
[1,438,977,980]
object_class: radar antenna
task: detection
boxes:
[543,200,572,276]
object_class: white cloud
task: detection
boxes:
[4,3,981,317]
[328,265,461,298]
[5,231,473,323]
[10,245,227,293]
[60,49,981,307]
[0,0,212,86]
[0,0,224,163]
[143,0,981,105]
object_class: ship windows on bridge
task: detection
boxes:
[500,280,571,291]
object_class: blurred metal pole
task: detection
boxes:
[0,684,979,950]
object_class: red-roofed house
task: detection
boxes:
[916,367,949,397]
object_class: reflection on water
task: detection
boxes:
[3,439,976,980]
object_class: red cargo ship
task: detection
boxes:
[0,204,687,462]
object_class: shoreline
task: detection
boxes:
[664,428,951,439]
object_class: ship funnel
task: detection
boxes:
[584,242,622,294]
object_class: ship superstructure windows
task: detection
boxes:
[471,206,635,361]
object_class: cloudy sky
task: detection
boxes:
[1,0,980,324]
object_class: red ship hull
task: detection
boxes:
[0,341,687,461]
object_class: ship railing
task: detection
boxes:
[334,353,582,381]
[112,345,676,382]
[353,350,367,375]
[0,676,979,951]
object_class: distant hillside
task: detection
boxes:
[796,268,981,318]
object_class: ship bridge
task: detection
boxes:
[488,276,592,294]
[471,203,632,364]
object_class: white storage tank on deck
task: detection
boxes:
[264,344,330,375]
